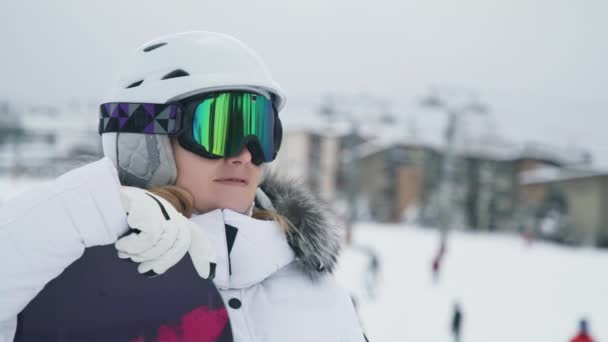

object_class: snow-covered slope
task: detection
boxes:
[335,224,608,342]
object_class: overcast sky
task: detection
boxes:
[1,0,607,163]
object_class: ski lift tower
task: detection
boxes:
[420,87,487,243]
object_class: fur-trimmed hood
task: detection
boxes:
[254,173,343,278]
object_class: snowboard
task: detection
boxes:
[15,245,233,342]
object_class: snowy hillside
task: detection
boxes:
[335,224,608,342]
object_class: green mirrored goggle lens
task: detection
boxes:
[192,92,276,161]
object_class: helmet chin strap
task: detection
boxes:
[246,202,255,217]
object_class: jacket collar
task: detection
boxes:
[257,173,343,278]
[191,209,295,290]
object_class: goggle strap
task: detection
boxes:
[98,102,183,135]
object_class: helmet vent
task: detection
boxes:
[143,42,167,52]
[161,69,190,80]
[126,80,144,89]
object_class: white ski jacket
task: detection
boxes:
[0,158,366,342]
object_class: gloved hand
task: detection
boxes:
[116,186,216,279]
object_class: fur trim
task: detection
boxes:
[256,173,343,278]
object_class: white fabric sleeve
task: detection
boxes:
[329,278,369,342]
[0,157,128,340]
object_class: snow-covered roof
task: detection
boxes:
[520,165,608,185]
[457,131,519,161]
[351,134,440,160]
[280,107,350,137]
[515,143,591,166]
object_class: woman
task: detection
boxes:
[0,31,367,341]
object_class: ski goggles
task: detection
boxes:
[99,91,282,165]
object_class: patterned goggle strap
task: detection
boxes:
[98,102,183,135]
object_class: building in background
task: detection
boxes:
[520,166,608,247]
[435,142,591,233]
[270,125,340,203]
[0,102,26,174]
[0,100,101,178]
[350,138,441,223]
[460,150,518,232]
[343,129,594,238]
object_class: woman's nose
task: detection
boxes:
[228,146,252,165]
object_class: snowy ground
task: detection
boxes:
[334,223,608,342]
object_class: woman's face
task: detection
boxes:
[172,141,263,214]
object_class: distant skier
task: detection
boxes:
[431,239,446,283]
[432,256,441,282]
[451,302,463,342]
[522,226,535,246]
[570,318,595,342]
[365,251,381,299]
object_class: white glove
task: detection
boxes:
[116,186,216,279]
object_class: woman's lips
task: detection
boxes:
[214,178,249,187]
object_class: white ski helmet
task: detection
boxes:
[101,31,286,188]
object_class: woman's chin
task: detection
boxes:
[221,203,249,214]
[195,200,250,215]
